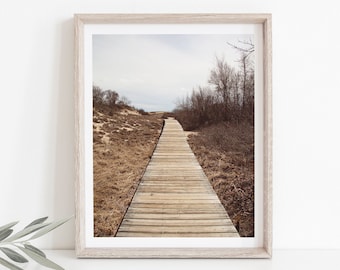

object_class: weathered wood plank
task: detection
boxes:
[121,218,234,226]
[124,213,230,220]
[118,225,238,233]
[129,203,224,209]
[137,187,209,193]
[116,232,239,237]
[130,199,220,204]
[124,208,227,214]
[134,193,218,199]
[139,181,209,185]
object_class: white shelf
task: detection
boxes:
[20,250,340,270]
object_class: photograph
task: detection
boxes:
[92,34,255,238]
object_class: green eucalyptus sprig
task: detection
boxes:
[0,217,70,270]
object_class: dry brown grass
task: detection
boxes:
[93,109,163,237]
[187,122,254,237]
[93,106,253,237]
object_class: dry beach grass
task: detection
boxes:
[187,122,254,237]
[93,108,163,237]
[93,107,254,237]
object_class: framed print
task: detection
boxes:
[74,13,272,258]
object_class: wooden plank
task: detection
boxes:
[142,175,207,178]
[137,187,209,193]
[139,184,210,188]
[123,213,230,220]
[140,181,209,185]
[137,191,214,195]
[118,225,237,233]
[134,192,217,198]
[143,170,205,174]
[141,176,208,180]
[124,208,227,214]
[130,203,224,209]
[130,199,220,204]
[139,183,211,187]
[140,182,210,186]
[140,181,209,184]
[121,218,234,226]
[116,232,239,237]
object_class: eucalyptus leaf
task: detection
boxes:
[0,257,24,270]
[24,217,48,229]
[23,244,46,258]
[5,223,50,242]
[0,247,28,263]
[17,247,64,270]
[0,222,19,235]
[0,217,70,270]
[0,229,13,242]
[28,218,70,241]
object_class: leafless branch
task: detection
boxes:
[227,39,254,55]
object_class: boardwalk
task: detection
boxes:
[116,118,239,237]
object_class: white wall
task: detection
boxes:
[1,0,339,250]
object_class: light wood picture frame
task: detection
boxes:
[75,13,272,258]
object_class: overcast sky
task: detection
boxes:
[93,34,252,112]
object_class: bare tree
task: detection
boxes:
[228,39,255,122]
[103,90,119,108]
[93,85,104,105]
[208,57,236,121]
[174,39,255,129]
[118,96,131,106]
[227,39,254,58]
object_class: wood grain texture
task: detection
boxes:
[74,13,272,258]
[74,14,85,256]
[74,13,271,24]
[263,14,273,258]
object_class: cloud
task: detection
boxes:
[93,34,252,112]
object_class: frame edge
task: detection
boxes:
[73,13,272,24]
[74,14,86,257]
[263,14,273,258]
[73,13,273,259]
